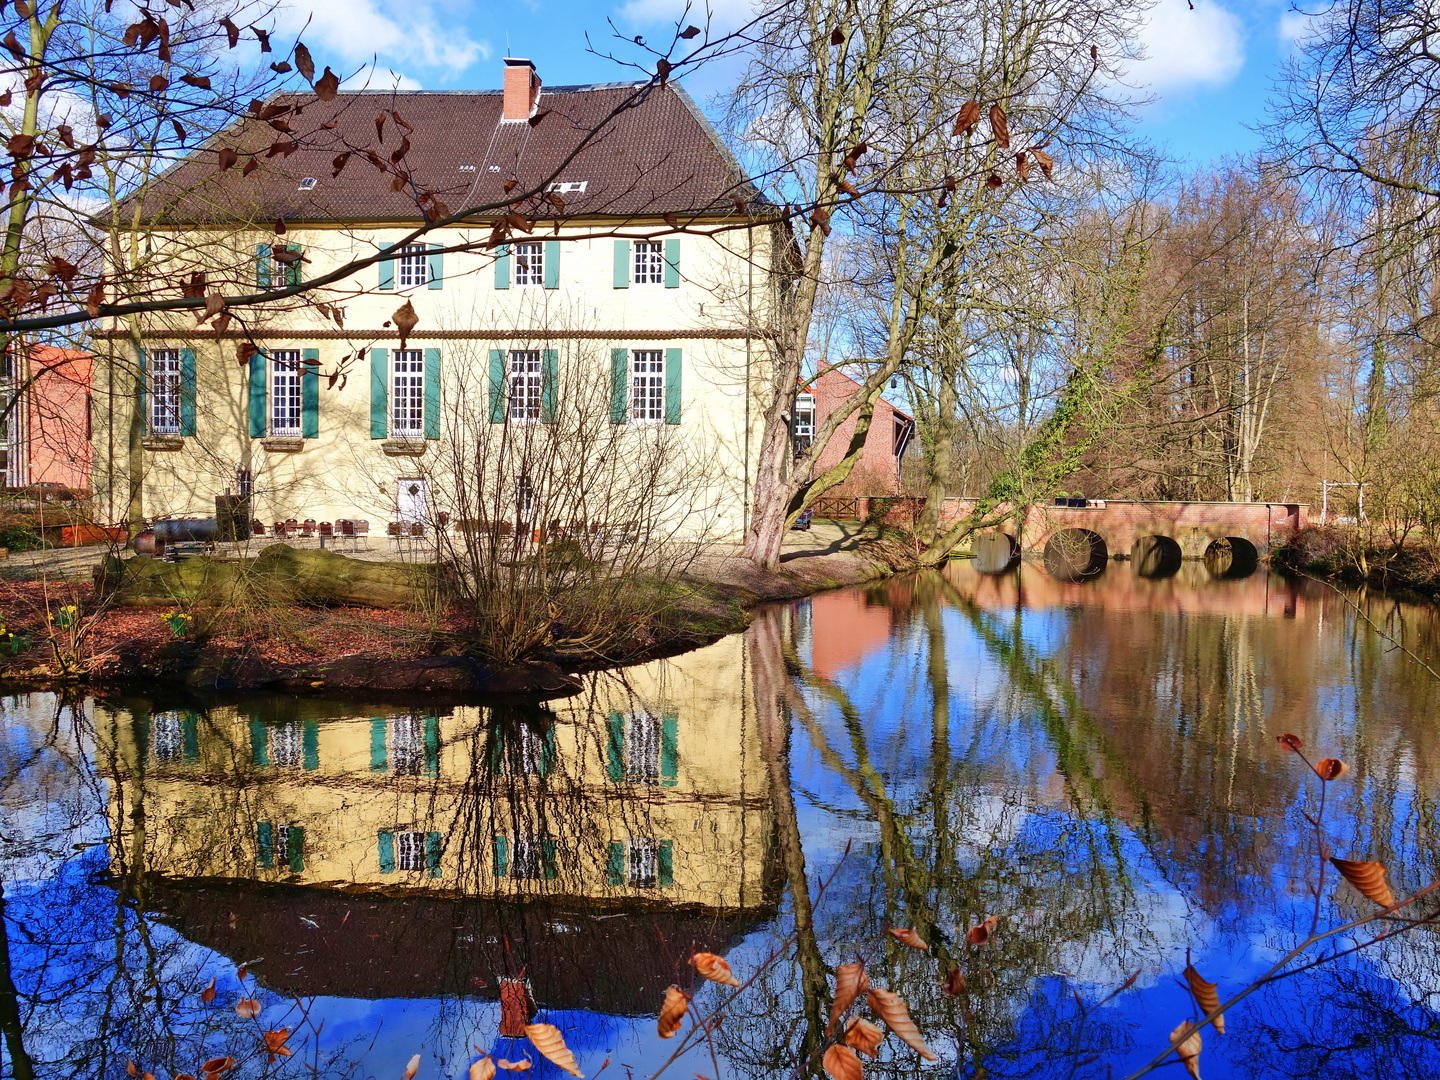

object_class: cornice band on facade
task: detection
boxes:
[95,328,752,340]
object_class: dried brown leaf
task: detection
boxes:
[1331,857,1396,907]
[294,43,315,82]
[830,26,845,46]
[865,988,936,1061]
[966,915,999,945]
[1017,152,1030,182]
[315,67,339,101]
[127,1062,139,1078]
[692,952,742,987]
[1169,1022,1202,1080]
[1277,733,1303,752]
[845,1017,885,1058]
[180,74,211,90]
[469,1059,496,1080]
[1183,964,1224,1035]
[952,100,981,136]
[263,1029,292,1063]
[200,1058,233,1076]
[220,18,239,48]
[828,961,869,1033]
[523,1024,582,1077]
[680,25,701,39]
[823,1045,862,1080]
[657,985,688,1038]
[941,968,966,997]
[1314,758,1349,781]
[496,1058,531,1072]
[887,927,928,951]
[235,997,261,1018]
[393,300,419,349]
[404,1054,421,1080]
[989,103,1010,148]
[216,147,237,171]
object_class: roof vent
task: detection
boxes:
[298,177,317,190]
[548,181,587,194]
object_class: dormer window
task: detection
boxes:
[298,177,317,190]
[547,181,587,195]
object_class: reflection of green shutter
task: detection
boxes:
[606,712,624,782]
[489,349,507,423]
[257,822,273,868]
[493,835,508,877]
[613,240,630,287]
[423,714,439,778]
[302,720,319,771]
[426,832,442,877]
[287,826,304,872]
[249,720,269,767]
[487,723,505,774]
[377,830,395,873]
[369,717,387,772]
[661,712,678,786]
[181,712,199,764]
[658,840,673,886]
[538,723,556,778]
[606,841,625,886]
[541,349,558,423]
[542,838,557,880]
[610,349,628,425]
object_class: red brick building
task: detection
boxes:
[2,344,93,491]
[794,365,915,495]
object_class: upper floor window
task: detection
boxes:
[793,393,816,454]
[397,244,429,288]
[514,242,544,286]
[633,241,664,286]
[150,349,182,434]
[391,350,424,437]
[390,715,424,776]
[509,350,542,421]
[270,351,302,437]
[630,350,665,423]
[625,711,661,785]
[269,721,304,768]
[152,711,184,762]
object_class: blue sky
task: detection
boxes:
[281,0,1306,171]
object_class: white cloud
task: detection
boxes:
[341,66,424,92]
[1278,8,1315,49]
[1131,0,1245,93]
[618,0,757,32]
[280,1,490,78]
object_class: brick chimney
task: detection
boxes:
[503,58,540,121]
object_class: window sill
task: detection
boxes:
[382,437,428,456]
[142,435,185,451]
[262,436,305,452]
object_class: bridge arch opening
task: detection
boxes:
[1044,528,1108,581]
[972,530,1020,575]
[1132,534,1182,579]
[1204,536,1259,579]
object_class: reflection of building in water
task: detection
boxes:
[96,635,776,1009]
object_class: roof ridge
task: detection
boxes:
[315,81,651,98]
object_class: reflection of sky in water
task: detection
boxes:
[4,565,1440,1078]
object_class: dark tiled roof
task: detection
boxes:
[133,82,758,225]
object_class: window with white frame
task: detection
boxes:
[509,350,542,421]
[270,721,303,767]
[391,715,423,776]
[517,473,535,519]
[396,830,427,871]
[630,350,664,423]
[152,711,184,762]
[633,241,664,285]
[270,351,302,436]
[514,242,544,286]
[629,837,658,887]
[397,244,428,288]
[793,393,816,453]
[149,349,182,434]
[503,722,547,776]
[273,823,291,867]
[391,350,424,436]
[625,711,661,785]
[512,834,543,880]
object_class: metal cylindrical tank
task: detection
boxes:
[151,518,220,542]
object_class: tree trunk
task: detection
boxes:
[917,366,957,544]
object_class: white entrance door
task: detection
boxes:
[397,478,429,524]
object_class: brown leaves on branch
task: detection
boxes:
[1314,757,1349,781]
[1182,964,1224,1035]
[1331,858,1396,907]
[220,18,239,49]
[828,961,869,1033]
[657,985,688,1037]
[403,1054,421,1080]
[941,968,966,996]
[953,100,980,136]
[200,1058,234,1077]
[680,26,701,39]
[216,147,238,171]
[496,1058,531,1072]
[1169,1022,1202,1080]
[237,342,259,366]
[656,58,671,84]
[691,952,741,987]
[844,1017,884,1058]
[841,142,868,170]
[1031,148,1054,179]
[830,26,845,46]
[989,104,1010,149]
[822,1045,862,1080]
[262,1029,292,1063]
[235,997,261,1018]
[886,927,928,950]
[524,1024,583,1077]
[1277,732,1303,753]
[393,301,419,349]
[864,988,936,1061]
[294,43,315,83]
[469,1059,496,1080]
[197,292,226,324]
[1016,152,1029,181]
[180,74,211,91]
[86,281,105,317]
[966,915,999,944]
[316,68,340,102]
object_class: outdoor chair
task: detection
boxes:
[354,520,370,550]
[387,521,404,552]
[300,519,317,544]
[251,520,265,537]
[318,522,333,547]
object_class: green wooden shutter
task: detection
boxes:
[426,832,442,876]
[181,712,199,764]
[610,349,628,425]
[543,240,560,289]
[377,830,395,873]
[301,348,319,438]
[287,826,305,872]
[257,822,273,868]
[665,348,682,424]
[179,348,196,436]
[256,243,271,289]
[541,349,558,423]
[427,243,443,289]
[423,714,440,778]
[487,724,505,775]
[302,720,319,771]
[606,712,625,782]
[249,720,269,766]
[423,348,441,439]
[137,348,147,435]
[661,712,678,786]
[489,350,507,423]
[663,238,680,288]
[494,244,510,289]
[248,353,267,438]
[370,348,388,439]
[613,240,630,287]
[493,835,509,877]
[606,841,625,886]
[658,840,673,886]
[539,723,556,778]
[369,717,388,772]
[542,838,557,880]
[285,243,302,286]
[379,243,394,290]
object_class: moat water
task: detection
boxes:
[2,559,1439,1079]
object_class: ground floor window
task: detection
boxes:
[396,830,427,871]
[270,350,302,436]
[630,350,664,422]
[149,349,182,434]
[392,350,424,436]
[509,351,541,421]
[628,837,657,887]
